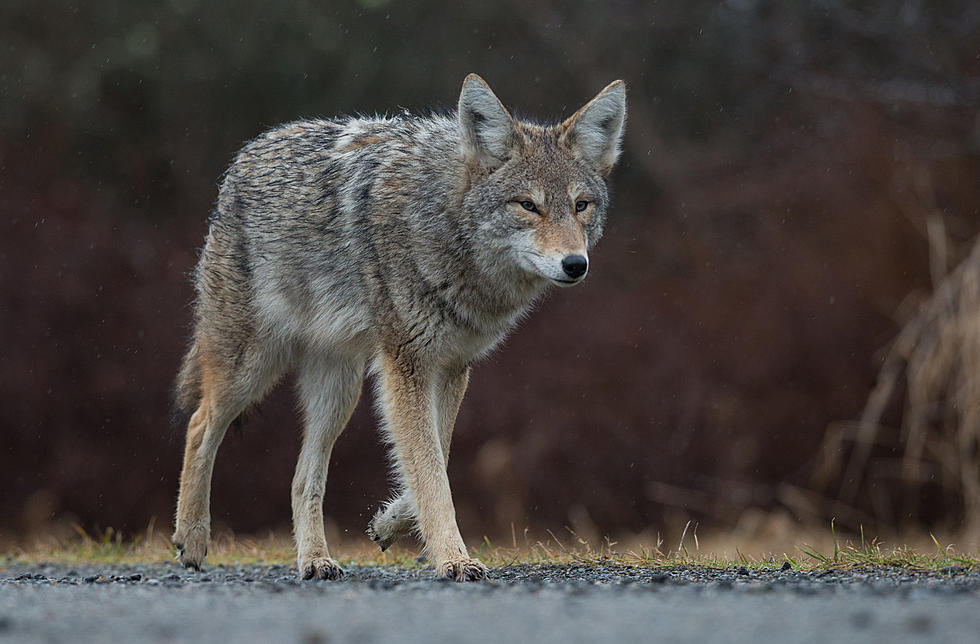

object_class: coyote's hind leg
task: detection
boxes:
[292,352,365,580]
[172,361,248,569]
[173,341,283,570]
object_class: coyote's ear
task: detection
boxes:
[560,80,626,176]
[458,74,518,169]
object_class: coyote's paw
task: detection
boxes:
[436,557,488,582]
[367,507,414,552]
[172,525,209,571]
[299,556,343,581]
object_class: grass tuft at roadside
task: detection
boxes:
[3,522,978,573]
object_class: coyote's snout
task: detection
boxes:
[516,197,592,286]
[172,73,626,581]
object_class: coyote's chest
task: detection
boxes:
[432,295,531,365]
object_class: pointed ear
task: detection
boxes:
[458,74,518,169]
[560,80,627,176]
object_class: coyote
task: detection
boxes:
[172,73,626,581]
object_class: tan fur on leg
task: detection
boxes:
[368,366,470,550]
[172,352,241,570]
[172,342,283,570]
[376,354,486,581]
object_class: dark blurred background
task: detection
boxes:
[2,0,978,546]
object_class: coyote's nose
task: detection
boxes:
[561,255,588,279]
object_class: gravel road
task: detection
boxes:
[2,561,978,643]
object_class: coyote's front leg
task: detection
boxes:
[369,366,470,551]
[377,352,486,581]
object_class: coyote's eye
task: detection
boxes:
[575,200,589,212]
[519,200,538,213]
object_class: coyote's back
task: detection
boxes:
[172,74,626,581]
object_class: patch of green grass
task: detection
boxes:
[789,522,979,571]
[4,522,979,572]
[472,522,980,572]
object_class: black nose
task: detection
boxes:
[561,254,588,279]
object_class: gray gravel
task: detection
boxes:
[2,561,978,643]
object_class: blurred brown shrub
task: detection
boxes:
[816,230,980,533]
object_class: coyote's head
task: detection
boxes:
[458,74,626,287]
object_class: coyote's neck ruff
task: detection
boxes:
[173,74,626,581]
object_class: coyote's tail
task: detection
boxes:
[171,341,202,431]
